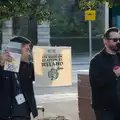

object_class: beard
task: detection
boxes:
[108,45,118,52]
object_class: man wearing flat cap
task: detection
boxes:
[0,36,38,120]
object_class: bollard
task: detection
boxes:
[37,105,45,119]
[77,70,95,120]
[37,106,69,120]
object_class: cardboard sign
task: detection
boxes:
[33,46,72,87]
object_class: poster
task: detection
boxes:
[33,46,72,87]
[3,42,21,72]
[4,52,21,72]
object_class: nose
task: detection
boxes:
[117,40,120,43]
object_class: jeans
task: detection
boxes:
[95,109,120,120]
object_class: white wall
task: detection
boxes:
[2,19,13,45]
[37,23,50,46]
[2,19,51,47]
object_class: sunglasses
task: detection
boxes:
[108,38,120,42]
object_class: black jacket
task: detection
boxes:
[0,62,38,118]
[89,48,120,110]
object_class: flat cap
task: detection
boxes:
[10,36,31,44]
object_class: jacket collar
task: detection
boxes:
[102,47,120,57]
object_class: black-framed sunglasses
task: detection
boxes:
[108,38,120,42]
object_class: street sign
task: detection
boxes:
[85,10,96,61]
[85,10,96,21]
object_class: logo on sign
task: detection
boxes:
[48,68,59,81]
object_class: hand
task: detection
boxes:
[113,67,120,77]
[1,51,12,64]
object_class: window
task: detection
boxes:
[109,6,120,28]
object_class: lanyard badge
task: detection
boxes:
[14,73,26,105]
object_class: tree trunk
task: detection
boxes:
[12,16,37,45]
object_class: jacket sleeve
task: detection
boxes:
[0,66,4,78]
[89,58,117,88]
[30,62,35,82]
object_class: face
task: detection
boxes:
[104,31,120,52]
[21,44,31,62]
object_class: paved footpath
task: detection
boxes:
[33,53,94,120]
[34,85,79,120]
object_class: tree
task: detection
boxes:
[0,0,120,23]
[0,0,52,45]
[12,16,38,45]
[0,0,119,39]
[0,0,51,22]
[78,0,120,10]
[50,0,105,37]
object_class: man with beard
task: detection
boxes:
[89,27,120,120]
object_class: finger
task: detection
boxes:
[113,70,116,72]
[5,49,9,53]
[5,51,9,54]
[8,56,13,61]
[116,68,120,71]
[4,52,9,56]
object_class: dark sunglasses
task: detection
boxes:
[108,38,120,42]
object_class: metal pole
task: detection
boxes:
[105,2,109,31]
[89,20,92,61]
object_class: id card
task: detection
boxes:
[15,93,26,105]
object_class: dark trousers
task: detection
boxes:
[0,117,30,120]
[95,109,120,120]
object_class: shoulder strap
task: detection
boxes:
[13,73,21,94]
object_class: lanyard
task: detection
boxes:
[14,73,20,85]
[14,73,21,94]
